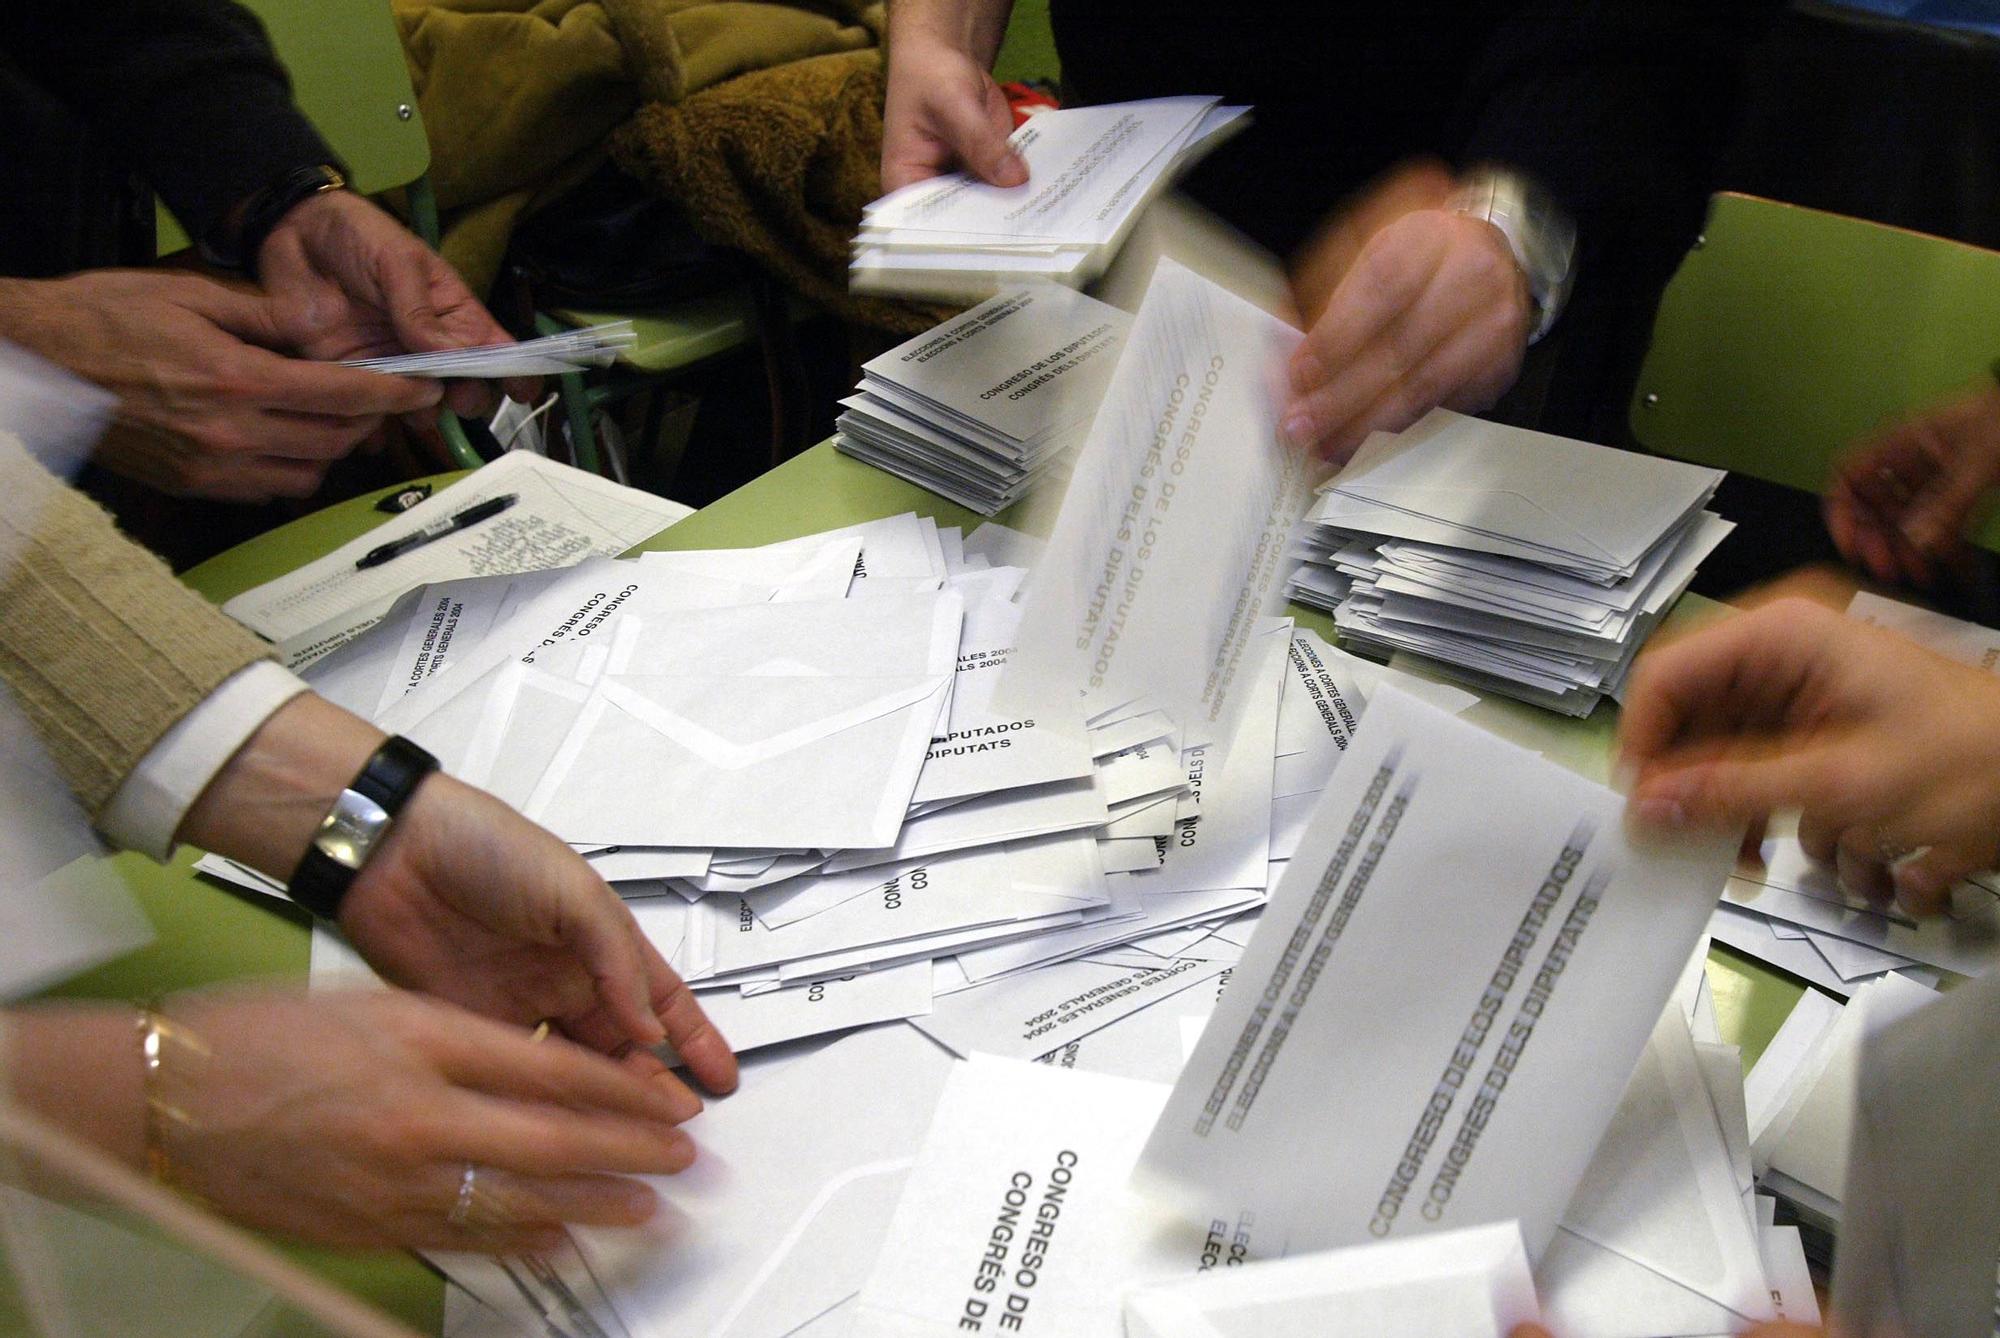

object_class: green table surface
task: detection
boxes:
[48,442,1806,1331]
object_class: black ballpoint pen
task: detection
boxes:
[355,492,519,569]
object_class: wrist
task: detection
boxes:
[177,694,385,881]
[4,1006,150,1170]
[888,2,1005,66]
[1448,166,1576,344]
[202,163,348,279]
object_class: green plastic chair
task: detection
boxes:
[154,0,481,469]
[1630,191,2000,552]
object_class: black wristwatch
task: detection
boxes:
[200,162,349,278]
[287,736,439,920]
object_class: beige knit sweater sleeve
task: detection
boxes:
[0,434,270,815]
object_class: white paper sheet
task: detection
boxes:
[1137,687,1737,1258]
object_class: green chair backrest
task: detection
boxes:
[1631,192,2000,552]
[155,0,431,254]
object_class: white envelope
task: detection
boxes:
[851,1056,1255,1338]
[443,1025,956,1338]
[678,959,933,1055]
[1550,1010,1774,1329]
[1125,1221,1540,1338]
[1137,688,1738,1259]
[524,672,950,850]
[912,953,1231,1062]
[1317,410,1722,582]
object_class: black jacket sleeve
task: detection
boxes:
[0,0,338,248]
[1458,0,1783,236]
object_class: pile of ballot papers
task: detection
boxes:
[834,286,1131,514]
[341,321,636,378]
[403,678,1837,1338]
[850,97,1248,302]
[1287,409,1733,716]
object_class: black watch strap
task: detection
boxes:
[287,735,439,920]
[201,163,348,278]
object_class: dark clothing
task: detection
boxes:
[0,0,333,275]
[1050,2,1777,443]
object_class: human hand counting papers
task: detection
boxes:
[1136,687,1738,1257]
[835,287,1131,514]
[852,98,1249,301]
[1288,410,1731,716]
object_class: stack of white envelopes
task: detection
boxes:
[850,97,1249,302]
[342,321,636,378]
[1287,409,1732,716]
[835,286,1131,514]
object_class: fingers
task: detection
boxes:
[652,963,739,1095]
[932,79,1028,188]
[552,879,669,1051]
[1894,845,1978,915]
[403,1166,656,1253]
[1627,736,1847,833]
[433,1089,695,1179]
[1617,602,1832,774]
[415,1005,699,1126]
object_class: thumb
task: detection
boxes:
[937,81,1027,187]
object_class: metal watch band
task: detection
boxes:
[1449,166,1577,345]
[286,735,439,920]
[200,163,348,278]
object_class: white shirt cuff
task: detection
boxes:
[98,661,311,861]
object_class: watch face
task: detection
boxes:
[314,790,392,871]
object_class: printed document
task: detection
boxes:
[1135,687,1737,1257]
[1008,258,1312,742]
[223,451,688,642]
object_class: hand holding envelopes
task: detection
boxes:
[1136,687,1738,1257]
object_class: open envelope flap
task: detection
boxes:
[1327,410,1721,570]
[1559,1012,1774,1323]
[594,674,950,771]
[607,589,964,679]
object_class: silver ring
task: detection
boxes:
[448,1163,478,1226]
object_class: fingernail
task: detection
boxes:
[1280,412,1317,450]
[663,1130,697,1173]
[1633,796,1688,828]
[656,1074,703,1121]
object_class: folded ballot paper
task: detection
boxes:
[1288,409,1732,716]
[835,286,1131,514]
[851,97,1249,302]
[1007,257,1315,746]
[1137,687,1739,1259]
[341,320,636,378]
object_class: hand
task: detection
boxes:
[148,991,695,1252]
[257,190,537,418]
[1825,381,2000,587]
[1280,162,1531,463]
[881,29,1027,194]
[0,269,441,501]
[177,694,738,1103]
[1619,598,2000,914]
